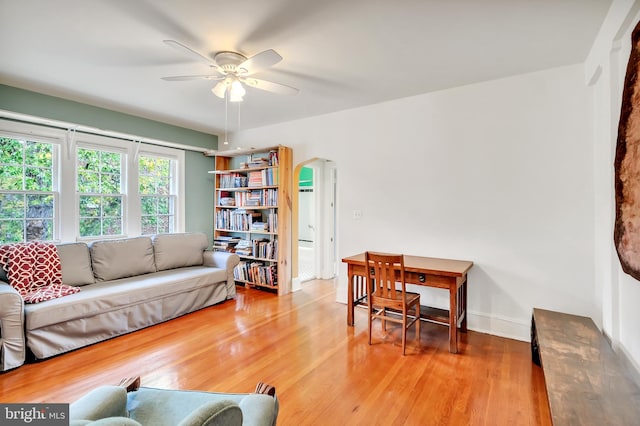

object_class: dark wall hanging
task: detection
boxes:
[615,20,640,281]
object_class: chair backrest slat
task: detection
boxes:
[365,251,406,302]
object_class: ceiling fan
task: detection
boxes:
[161,40,299,102]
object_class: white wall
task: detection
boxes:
[588,0,640,377]
[231,63,595,341]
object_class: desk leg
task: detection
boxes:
[347,266,355,326]
[449,281,458,354]
[461,276,468,333]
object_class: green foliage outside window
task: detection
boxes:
[0,137,55,243]
[139,155,174,235]
[77,147,123,237]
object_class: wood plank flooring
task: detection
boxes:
[0,279,551,425]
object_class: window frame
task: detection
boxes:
[0,119,186,244]
[0,131,60,243]
[138,151,179,235]
[75,141,127,240]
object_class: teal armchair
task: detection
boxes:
[70,386,278,426]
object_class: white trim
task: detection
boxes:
[0,109,210,153]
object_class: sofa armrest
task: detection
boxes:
[70,386,128,421]
[203,251,240,270]
[177,400,242,426]
[203,251,240,298]
[0,281,25,371]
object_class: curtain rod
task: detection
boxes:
[0,109,211,154]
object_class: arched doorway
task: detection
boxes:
[292,158,337,290]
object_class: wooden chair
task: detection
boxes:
[365,251,421,355]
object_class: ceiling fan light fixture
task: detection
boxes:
[212,81,226,99]
[230,80,246,102]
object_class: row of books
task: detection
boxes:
[234,261,278,287]
[218,189,278,207]
[215,209,261,231]
[248,168,278,187]
[216,209,278,232]
[257,239,277,260]
[214,237,278,260]
[219,173,248,189]
[249,238,277,260]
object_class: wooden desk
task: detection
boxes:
[342,253,473,353]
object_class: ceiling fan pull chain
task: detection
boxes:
[224,90,229,145]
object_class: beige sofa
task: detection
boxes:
[0,232,239,371]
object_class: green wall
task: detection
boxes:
[0,84,218,239]
[299,166,314,187]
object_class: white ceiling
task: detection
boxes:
[0,0,612,136]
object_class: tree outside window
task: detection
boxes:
[139,155,175,235]
[0,137,55,243]
[77,147,123,237]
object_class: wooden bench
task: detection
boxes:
[531,308,640,425]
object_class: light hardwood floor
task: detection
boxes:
[0,279,551,425]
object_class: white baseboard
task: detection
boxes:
[467,311,531,342]
[292,277,302,292]
[334,298,532,343]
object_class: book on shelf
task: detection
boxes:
[219,173,247,189]
[247,157,270,168]
[233,261,278,287]
[251,221,268,231]
[247,168,278,187]
[269,150,279,166]
[251,238,277,260]
[216,209,262,231]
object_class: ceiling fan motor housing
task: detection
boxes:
[214,51,248,74]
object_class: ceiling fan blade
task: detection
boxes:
[237,49,283,75]
[163,39,218,67]
[243,78,299,96]
[161,75,223,81]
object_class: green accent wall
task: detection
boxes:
[0,84,217,239]
[0,85,216,148]
[299,166,314,187]
[185,151,215,238]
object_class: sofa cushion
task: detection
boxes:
[57,243,95,286]
[0,242,79,303]
[91,237,156,282]
[153,233,208,271]
[24,266,228,331]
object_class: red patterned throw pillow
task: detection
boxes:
[4,243,36,294]
[31,241,63,287]
[0,242,79,303]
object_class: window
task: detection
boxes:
[0,118,186,243]
[139,155,176,235]
[77,147,123,238]
[0,137,57,243]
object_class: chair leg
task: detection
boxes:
[368,306,372,346]
[416,303,421,343]
[402,310,407,356]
